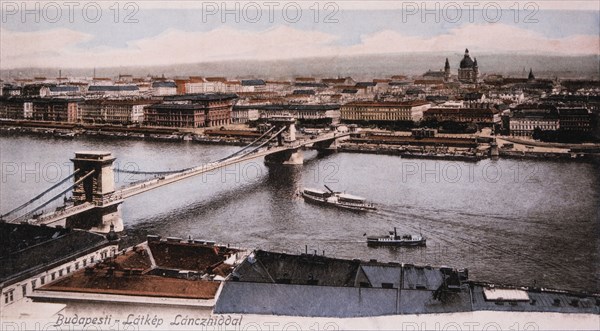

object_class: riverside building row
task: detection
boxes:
[0,96,594,135]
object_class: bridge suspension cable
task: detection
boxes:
[242,126,287,155]
[215,126,278,162]
[10,170,96,223]
[113,168,193,175]
[0,169,80,220]
[114,125,282,176]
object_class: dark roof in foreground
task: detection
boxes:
[215,250,600,317]
[0,223,110,286]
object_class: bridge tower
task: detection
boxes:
[265,116,303,165]
[66,151,123,233]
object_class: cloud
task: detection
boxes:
[348,24,600,56]
[1,23,598,69]
[0,27,93,58]
[132,1,600,11]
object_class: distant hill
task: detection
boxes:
[1,53,598,80]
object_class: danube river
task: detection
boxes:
[1,135,599,293]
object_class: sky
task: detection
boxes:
[0,1,599,69]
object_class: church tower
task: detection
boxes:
[444,58,451,82]
[473,57,479,83]
[528,68,535,81]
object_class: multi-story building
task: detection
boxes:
[80,99,158,124]
[488,89,525,104]
[509,106,559,137]
[287,105,341,124]
[231,106,260,124]
[424,107,500,125]
[2,85,22,96]
[0,97,26,119]
[145,94,237,128]
[241,80,267,92]
[423,103,500,125]
[341,101,431,124]
[87,85,139,97]
[235,104,340,125]
[31,98,81,122]
[144,103,207,128]
[23,101,33,119]
[151,81,177,96]
[558,108,592,133]
[39,86,80,97]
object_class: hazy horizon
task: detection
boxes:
[1,53,598,81]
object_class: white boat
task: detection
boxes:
[301,186,376,212]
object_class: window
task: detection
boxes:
[51,272,56,281]
[66,266,71,273]
[90,256,94,263]
[31,279,37,289]
[22,284,27,296]
[75,262,80,270]
[4,291,14,304]
[58,269,63,277]
[40,276,45,285]
[83,260,87,267]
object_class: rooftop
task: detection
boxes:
[343,100,430,107]
[41,267,220,299]
[151,81,177,88]
[148,240,238,273]
[0,223,111,286]
[88,85,139,92]
[163,93,238,102]
[37,239,245,300]
[48,86,79,92]
[241,79,266,86]
[216,250,599,317]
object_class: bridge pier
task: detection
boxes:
[66,202,123,233]
[313,132,349,152]
[264,148,304,165]
[66,151,123,233]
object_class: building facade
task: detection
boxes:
[509,106,560,137]
[424,105,500,125]
[87,85,139,97]
[231,107,260,124]
[558,108,592,133]
[32,99,81,122]
[0,97,26,119]
[145,94,237,128]
[40,86,80,97]
[80,99,157,124]
[151,81,177,96]
[341,101,431,123]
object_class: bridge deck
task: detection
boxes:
[115,132,347,199]
[23,132,348,225]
